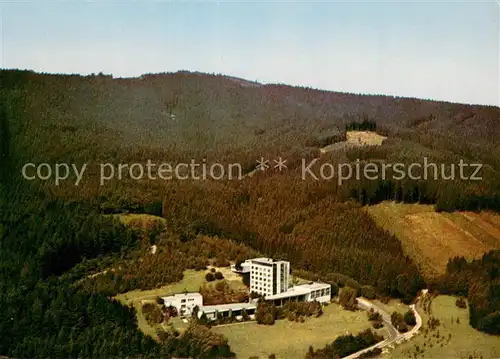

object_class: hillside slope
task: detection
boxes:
[365,202,500,279]
[2,69,500,301]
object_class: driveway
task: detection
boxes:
[342,290,426,359]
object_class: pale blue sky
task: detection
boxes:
[1,1,498,106]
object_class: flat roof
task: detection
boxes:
[297,282,330,291]
[265,286,311,300]
[162,292,203,300]
[246,257,289,265]
[200,302,257,313]
[264,282,330,300]
[230,264,250,271]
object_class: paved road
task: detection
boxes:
[342,290,426,359]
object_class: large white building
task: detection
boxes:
[231,257,332,305]
[162,292,203,317]
[242,257,290,297]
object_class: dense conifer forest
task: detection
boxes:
[1,69,499,357]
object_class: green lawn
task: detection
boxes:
[365,202,500,279]
[388,295,500,359]
[115,269,208,305]
[213,303,373,359]
[108,213,167,226]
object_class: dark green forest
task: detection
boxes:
[1,69,499,357]
[432,252,500,335]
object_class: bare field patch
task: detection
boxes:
[457,212,500,247]
[404,213,486,275]
[319,131,387,154]
[109,213,167,228]
[366,202,500,279]
[346,131,387,146]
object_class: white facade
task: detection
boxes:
[245,257,290,297]
[162,292,203,317]
[300,282,332,303]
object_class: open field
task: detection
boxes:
[207,265,245,282]
[365,202,500,278]
[388,295,500,359]
[109,213,167,228]
[320,131,387,154]
[213,303,373,359]
[115,269,207,304]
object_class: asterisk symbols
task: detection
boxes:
[273,157,287,171]
[256,157,269,171]
[255,157,287,172]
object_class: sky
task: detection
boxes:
[1,1,498,106]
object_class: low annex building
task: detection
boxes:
[197,302,257,321]
[265,282,332,306]
[161,292,203,317]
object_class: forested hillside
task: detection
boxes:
[1,69,499,357]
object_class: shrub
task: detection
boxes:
[205,272,215,282]
[359,348,382,358]
[330,283,339,297]
[214,271,224,280]
[455,297,467,309]
[367,308,382,322]
[235,259,244,270]
[281,300,323,322]
[339,287,358,311]
[242,273,250,287]
[249,291,261,299]
[404,310,417,326]
[360,285,377,299]
[256,300,276,325]
[192,260,208,271]
[141,303,155,314]
[215,280,229,292]
[391,311,409,332]
[155,296,164,305]
[198,312,208,324]
[142,303,163,325]
[242,309,250,321]
[165,305,178,318]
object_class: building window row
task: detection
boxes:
[310,287,331,299]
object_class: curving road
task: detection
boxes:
[341,290,426,359]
